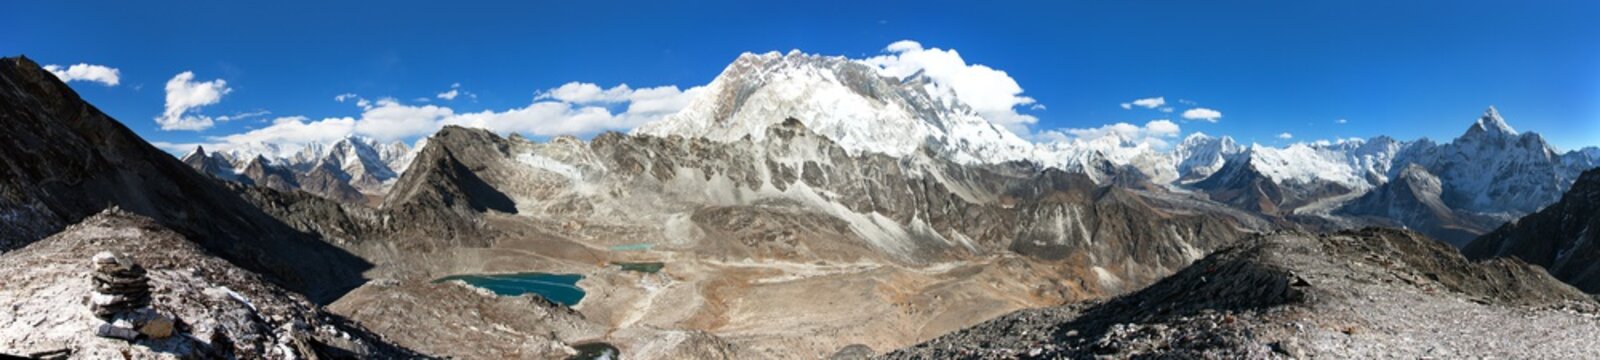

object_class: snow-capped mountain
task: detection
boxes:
[1172,133,1243,183]
[1390,107,1585,215]
[180,146,244,182]
[635,50,1040,166]
[181,136,418,203]
[313,136,411,192]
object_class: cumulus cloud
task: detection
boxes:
[334,93,359,102]
[537,82,634,104]
[863,40,1038,134]
[437,83,474,101]
[1336,118,1348,124]
[451,83,701,136]
[44,63,120,86]
[1277,132,1294,140]
[1038,119,1183,148]
[1181,107,1223,123]
[156,71,232,131]
[1120,97,1165,110]
[200,82,702,152]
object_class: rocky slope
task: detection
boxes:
[885,228,1600,359]
[1465,168,1600,292]
[1338,164,1495,246]
[0,56,370,302]
[0,209,422,359]
[396,119,1255,274]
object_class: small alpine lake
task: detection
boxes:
[433,272,586,306]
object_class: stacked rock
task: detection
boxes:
[90,251,151,320]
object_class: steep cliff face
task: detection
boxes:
[1465,168,1600,292]
[0,56,369,302]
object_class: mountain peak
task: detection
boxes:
[183,145,208,161]
[635,50,1037,165]
[1465,106,1517,138]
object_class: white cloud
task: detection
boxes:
[215,110,270,123]
[449,84,701,136]
[1145,119,1180,136]
[863,40,1038,134]
[1128,97,1165,109]
[213,116,358,145]
[1181,107,1223,123]
[1120,103,1132,110]
[436,83,474,101]
[1336,118,1348,124]
[334,93,358,102]
[201,82,702,150]
[156,71,232,131]
[1277,132,1294,140]
[1039,119,1182,148]
[43,63,121,86]
[536,82,634,104]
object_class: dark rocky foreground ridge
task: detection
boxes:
[0,56,371,303]
[884,228,1600,359]
[1466,167,1600,292]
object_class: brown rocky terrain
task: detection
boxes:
[885,228,1600,359]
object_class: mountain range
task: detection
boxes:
[4,49,1600,359]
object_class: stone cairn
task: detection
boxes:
[90,251,173,340]
[90,251,151,320]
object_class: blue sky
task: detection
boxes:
[3,1,1597,152]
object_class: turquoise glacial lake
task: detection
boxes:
[434,272,586,306]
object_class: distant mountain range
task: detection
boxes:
[181,51,1598,249]
[180,135,417,204]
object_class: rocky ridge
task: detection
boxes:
[1465,167,1600,292]
[885,228,1600,359]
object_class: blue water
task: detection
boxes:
[433,272,586,306]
